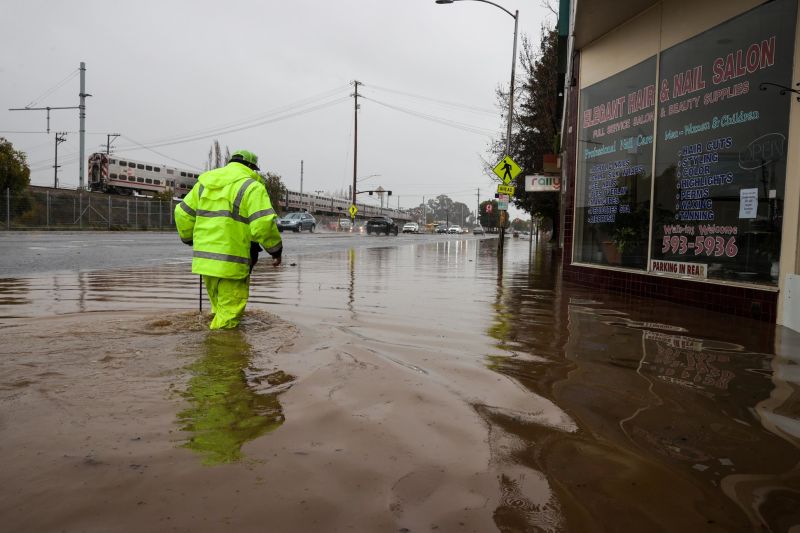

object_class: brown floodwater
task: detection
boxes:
[0,237,798,532]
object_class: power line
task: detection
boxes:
[118,136,202,170]
[361,96,496,137]
[26,68,79,108]
[116,85,351,150]
[113,96,350,152]
[26,93,350,172]
[368,84,497,115]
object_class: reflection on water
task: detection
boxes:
[1,236,798,529]
[177,329,294,465]
[485,241,800,531]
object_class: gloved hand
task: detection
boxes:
[268,244,282,267]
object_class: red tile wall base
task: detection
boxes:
[562,264,777,322]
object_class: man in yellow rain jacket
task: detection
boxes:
[175,150,282,329]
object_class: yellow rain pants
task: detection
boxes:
[203,275,250,330]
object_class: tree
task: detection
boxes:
[488,27,560,240]
[206,140,230,170]
[0,138,31,193]
[152,189,174,201]
[479,200,500,230]
[262,172,287,215]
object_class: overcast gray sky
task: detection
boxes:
[2,0,555,218]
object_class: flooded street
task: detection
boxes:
[1,233,799,532]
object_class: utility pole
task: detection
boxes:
[351,80,361,220]
[421,195,425,226]
[79,62,89,190]
[300,159,304,211]
[53,132,67,188]
[106,133,120,155]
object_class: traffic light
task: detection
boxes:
[369,191,373,195]
[387,191,392,196]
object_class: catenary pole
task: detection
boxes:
[78,62,89,190]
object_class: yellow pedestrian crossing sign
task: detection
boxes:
[493,156,521,185]
[349,204,358,218]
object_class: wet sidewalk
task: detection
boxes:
[1,236,798,531]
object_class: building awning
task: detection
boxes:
[574,0,658,48]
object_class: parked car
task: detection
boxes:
[402,222,419,233]
[436,225,448,234]
[473,226,485,235]
[447,225,463,234]
[338,218,353,231]
[366,216,399,235]
[277,212,316,232]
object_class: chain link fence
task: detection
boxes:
[2,187,178,230]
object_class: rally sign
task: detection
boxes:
[525,175,561,192]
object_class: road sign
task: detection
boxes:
[497,184,515,195]
[525,175,561,192]
[493,156,521,185]
[349,204,358,218]
[497,194,509,211]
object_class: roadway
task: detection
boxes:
[0,230,495,276]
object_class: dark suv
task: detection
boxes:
[366,216,398,235]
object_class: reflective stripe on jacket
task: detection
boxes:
[175,162,283,279]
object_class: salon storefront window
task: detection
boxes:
[573,0,797,286]
[651,0,797,285]
[574,57,656,269]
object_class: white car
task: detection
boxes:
[447,225,462,234]
[402,222,419,233]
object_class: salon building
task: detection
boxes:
[559,0,800,330]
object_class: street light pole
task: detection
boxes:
[435,0,518,253]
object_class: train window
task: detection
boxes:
[137,177,144,183]
[180,183,187,189]
[145,178,152,184]
[167,169,174,175]
[110,173,117,179]
[117,160,126,166]
[154,167,160,172]
[180,172,186,177]
[137,164,144,169]
[110,159,116,164]
[145,165,152,171]
[128,162,136,168]
[154,180,160,185]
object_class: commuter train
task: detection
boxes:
[87,152,409,220]
[88,153,199,196]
